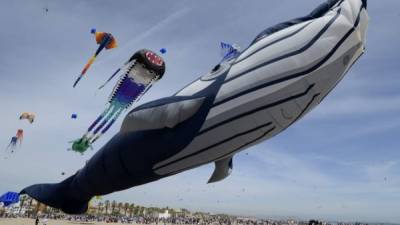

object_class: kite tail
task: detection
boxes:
[98,68,121,90]
[81,56,96,75]
[98,60,129,90]
[91,108,123,144]
[87,105,113,133]
[6,138,17,152]
[73,75,83,88]
[21,176,91,214]
[4,145,10,155]
[88,116,103,133]
[91,107,119,137]
[102,109,123,134]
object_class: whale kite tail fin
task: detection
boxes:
[20,176,90,214]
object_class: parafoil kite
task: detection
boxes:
[71,114,78,119]
[19,112,35,123]
[70,49,165,153]
[73,29,118,88]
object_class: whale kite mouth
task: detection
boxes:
[145,51,164,66]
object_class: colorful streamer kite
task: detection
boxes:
[73,28,118,88]
[70,49,165,154]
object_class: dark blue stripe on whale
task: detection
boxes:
[155,84,314,171]
[156,3,366,171]
[215,3,365,107]
[251,0,342,45]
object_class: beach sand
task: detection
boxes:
[0,218,133,225]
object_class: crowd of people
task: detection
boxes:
[0,197,379,225]
[0,212,377,225]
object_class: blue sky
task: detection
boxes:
[0,0,399,223]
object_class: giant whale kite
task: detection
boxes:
[22,0,368,214]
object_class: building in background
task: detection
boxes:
[158,209,171,219]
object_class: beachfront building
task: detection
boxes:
[158,209,171,219]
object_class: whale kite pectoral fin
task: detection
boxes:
[121,97,205,133]
[208,156,233,184]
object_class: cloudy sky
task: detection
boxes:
[0,0,399,223]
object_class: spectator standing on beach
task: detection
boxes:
[35,216,39,225]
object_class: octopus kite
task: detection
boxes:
[73,28,118,88]
[70,49,166,154]
[6,137,18,153]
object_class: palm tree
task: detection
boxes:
[147,207,154,216]
[97,202,103,215]
[140,206,146,216]
[169,208,176,217]
[137,206,143,216]
[19,195,27,214]
[133,206,139,216]
[123,202,129,216]
[128,204,135,217]
[104,200,110,215]
[26,197,34,216]
[117,202,124,214]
